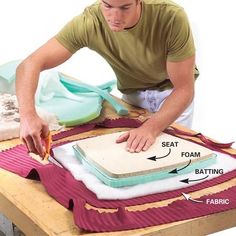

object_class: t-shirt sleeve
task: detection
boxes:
[167,9,195,62]
[55,14,89,54]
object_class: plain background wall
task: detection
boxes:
[0,1,235,235]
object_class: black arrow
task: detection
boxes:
[147,148,171,161]
[148,156,158,161]
[169,159,192,174]
[180,175,209,184]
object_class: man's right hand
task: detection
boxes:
[20,113,49,158]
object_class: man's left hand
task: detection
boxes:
[116,119,160,153]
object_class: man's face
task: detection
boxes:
[100,0,141,32]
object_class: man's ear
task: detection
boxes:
[136,0,142,5]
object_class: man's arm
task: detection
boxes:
[116,55,195,152]
[16,37,73,157]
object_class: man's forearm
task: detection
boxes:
[16,59,42,116]
[147,86,194,133]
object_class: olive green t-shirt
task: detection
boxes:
[56,0,198,94]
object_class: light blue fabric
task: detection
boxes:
[59,73,128,115]
[35,70,121,126]
[35,71,106,126]
[0,60,127,126]
[0,60,21,94]
[35,71,85,105]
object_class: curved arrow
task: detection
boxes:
[147,148,171,161]
[180,175,209,184]
[182,192,204,203]
[169,159,192,174]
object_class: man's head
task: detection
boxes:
[100,0,142,32]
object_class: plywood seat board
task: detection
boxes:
[75,132,214,178]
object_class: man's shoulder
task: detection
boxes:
[69,1,101,31]
[143,0,186,25]
[82,1,101,17]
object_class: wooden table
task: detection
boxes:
[1,99,236,236]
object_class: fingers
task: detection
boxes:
[21,132,45,157]
[33,133,46,158]
[22,135,38,154]
[41,123,50,139]
[127,137,155,153]
[20,119,50,158]
[142,139,154,151]
[116,132,145,153]
[134,137,147,153]
[116,132,144,152]
[116,132,130,143]
[126,134,141,152]
[123,131,156,153]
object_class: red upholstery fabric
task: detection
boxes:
[1,118,235,232]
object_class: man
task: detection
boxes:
[16,0,198,158]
